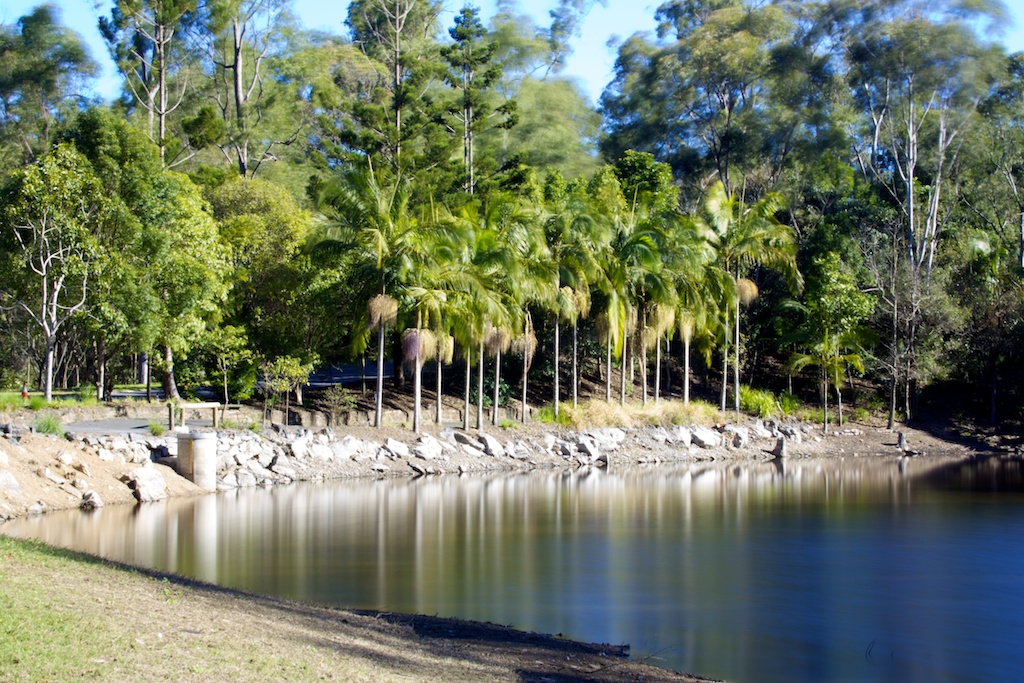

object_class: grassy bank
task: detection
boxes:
[0,536,708,683]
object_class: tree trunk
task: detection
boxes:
[822,371,829,435]
[163,344,181,402]
[572,322,578,409]
[463,348,471,430]
[683,338,691,406]
[655,334,662,403]
[620,334,627,406]
[477,341,485,431]
[606,334,612,402]
[521,348,529,424]
[436,359,444,425]
[641,332,648,406]
[43,335,56,402]
[374,325,385,428]
[553,318,560,418]
[836,385,844,428]
[413,353,422,434]
[492,347,501,427]
[734,300,741,416]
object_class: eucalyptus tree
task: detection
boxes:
[100,0,197,163]
[600,0,797,194]
[0,5,97,166]
[0,144,104,401]
[846,0,1006,421]
[699,181,801,413]
[190,0,303,177]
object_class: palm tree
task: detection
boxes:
[315,163,419,429]
[542,173,608,416]
[699,181,802,414]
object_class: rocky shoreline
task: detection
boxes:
[0,404,966,522]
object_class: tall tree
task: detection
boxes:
[0,144,104,400]
[0,5,97,165]
[698,181,801,413]
[440,5,518,195]
[100,0,198,163]
[847,0,1006,422]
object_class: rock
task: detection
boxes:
[669,426,691,447]
[98,448,116,462]
[236,470,258,487]
[543,433,558,451]
[723,425,749,449]
[370,462,390,473]
[41,467,66,486]
[408,461,427,476]
[461,444,485,458]
[120,465,168,503]
[219,472,239,490]
[80,490,103,511]
[453,431,484,450]
[27,501,46,515]
[588,428,626,450]
[771,436,787,458]
[691,426,723,449]
[0,450,7,467]
[0,469,20,493]
[648,427,671,443]
[57,450,75,466]
[308,443,334,461]
[778,424,803,444]
[577,436,601,459]
[384,438,410,459]
[413,435,444,460]
[478,432,505,457]
[751,420,773,440]
[289,434,311,459]
[245,459,275,481]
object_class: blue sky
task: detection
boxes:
[3,0,1024,104]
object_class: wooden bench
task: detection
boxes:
[168,402,223,429]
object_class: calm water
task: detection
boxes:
[4,455,1024,683]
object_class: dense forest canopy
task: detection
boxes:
[1,0,1022,429]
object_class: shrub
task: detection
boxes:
[34,414,65,437]
[320,385,357,425]
[535,404,573,426]
[148,421,166,437]
[851,406,870,423]
[779,391,801,416]
[27,396,46,411]
[739,385,779,418]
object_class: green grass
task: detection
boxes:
[535,404,574,425]
[148,420,166,436]
[0,391,23,411]
[33,413,65,437]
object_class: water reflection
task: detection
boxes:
[4,456,1023,683]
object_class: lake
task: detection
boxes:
[3,454,1023,683]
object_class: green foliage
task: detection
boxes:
[27,396,46,411]
[779,391,801,416]
[739,385,779,418]
[535,404,573,425]
[320,385,357,424]
[33,413,64,436]
[148,421,166,437]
